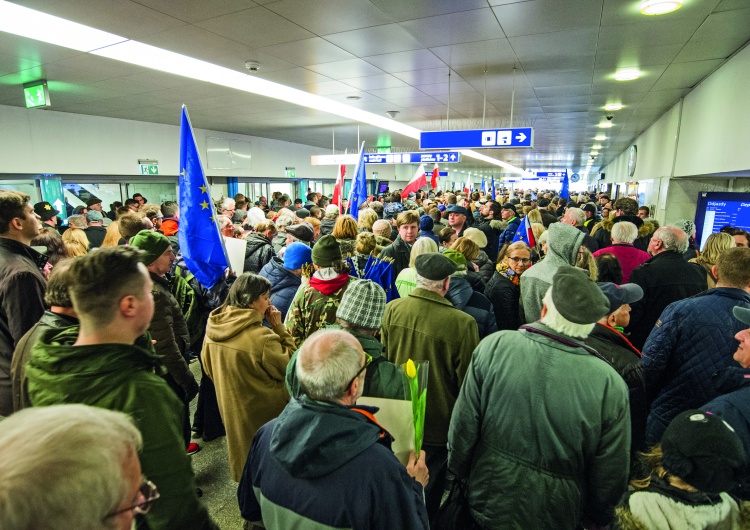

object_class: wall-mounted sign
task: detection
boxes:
[138,159,159,175]
[420,127,534,149]
[23,80,50,109]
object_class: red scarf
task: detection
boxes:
[309,273,349,296]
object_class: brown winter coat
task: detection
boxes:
[201,305,296,481]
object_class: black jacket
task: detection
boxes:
[475,218,504,262]
[485,272,523,331]
[0,238,47,416]
[84,225,107,248]
[578,225,599,253]
[378,236,411,276]
[320,218,336,237]
[243,233,275,274]
[627,251,708,350]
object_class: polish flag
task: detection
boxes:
[332,162,346,214]
[430,165,440,189]
[401,164,426,199]
[463,174,472,194]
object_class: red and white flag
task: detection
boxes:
[430,165,440,189]
[332,162,346,214]
[401,164,426,199]
[463,174,472,194]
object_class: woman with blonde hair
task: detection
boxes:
[332,214,359,259]
[450,237,486,291]
[438,226,457,250]
[395,237,438,298]
[357,208,378,233]
[689,232,735,288]
[526,209,542,225]
[486,242,531,330]
[576,246,598,281]
[61,227,89,257]
[101,220,123,247]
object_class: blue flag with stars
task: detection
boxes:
[348,142,367,220]
[490,177,496,201]
[178,106,228,289]
[560,169,570,200]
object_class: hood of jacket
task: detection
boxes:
[546,222,585,265]
[446,275,473,310]
[161,218,179,237]
[270,397,386,479]
[206,305,262,342]
[260,257,300,294]
[26,326,160,404]
[639,220,657,238]
[246,233,272,252]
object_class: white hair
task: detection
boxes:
[415,272,446,292]
[564,208,585,227]
[67,215,88,229]
[540,288,596,339]
[246,207,266,227]
[0,404,142,530]
[276,214,296,229]
[659,226,689,253]
[216,214,232,230]
[221,197,235,211]
[296,329,362,402]
[611,221,638,244]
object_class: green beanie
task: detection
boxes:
[129,230,170,265]
[311,234,342,267]
[442,249,467,271]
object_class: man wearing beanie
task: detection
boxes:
[449,266,631,530]
[129,230,199,450]
[285,234,351,347]
[382,252,480,525]
[259,242,312,320]
[418,214,439,245]
[285,279,405,400]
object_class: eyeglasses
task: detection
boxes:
[508,256,531,265]
[107,480,160,518]
[344,353,372,392]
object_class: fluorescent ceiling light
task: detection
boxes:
[592,144,603,149]
[0,0,126,51]
[604,103,623,111]
[594,135,608,141]
[614,68,641,81]
[641,0,683,15]
[598,122,614,128]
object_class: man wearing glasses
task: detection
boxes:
[240,329,429,530]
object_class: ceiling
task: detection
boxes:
[0,0,748,178]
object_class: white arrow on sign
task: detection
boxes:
[515,132,527,142]
[450,154,456,160]
[53,199,64,213]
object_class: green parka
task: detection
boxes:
[25,326,217,530]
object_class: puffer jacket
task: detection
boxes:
[243,233,275,274]
[520,222,585,323]
[473,250,495,285]
[446,274,497,339]
[448,324,630,529]
[642,287,750,444]
[258,257,300,320]
[319,218,336,237]
[485,271,523,331]
[498,216,521,247]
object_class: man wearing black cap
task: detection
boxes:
[581,203,601,233]
[449,265,630,530]
[381,252,480,524]
[86,197,103,213]
[445,204,469,237]
[0,190,46,416]
[497,202,521,249]
[33,201,60,232]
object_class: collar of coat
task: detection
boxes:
[408,287,454,307]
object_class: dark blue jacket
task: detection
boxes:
[238,397,428,529]
[642,287,750,443]
[258,257,300,320]
[446,275,497,339]
[498,216,521,248]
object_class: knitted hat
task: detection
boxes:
[86,198,102,207]
[33,201,59,221]
[325,204,340,217]
[597,282,643,313]
[661,410,745,494]
[551,266,610,324]
[284,242,312,270]
[312,235,342,267]
[463,227,487,249]
[415,252,457,280]
[674,219,696,236]
[443,249,467,271]
[734,306,750,326]
[446,205,469,217]
[419,215,434,232]
[85,210,103,223]
[128,229,170,265]
[336,279,386,330]
[286,223,314,243]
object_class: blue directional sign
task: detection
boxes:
[536,171,566,178]
[363,151,460,164]
[420,128,534,150]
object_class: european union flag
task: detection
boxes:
[513,215,537,247]
[178,106,228,289]
[490,178,496,201]
[560,170,570,200]
[348,142,368,220]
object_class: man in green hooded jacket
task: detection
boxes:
[26,246,217,530]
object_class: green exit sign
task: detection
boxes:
[23,80,50,109]
[139,164,159,175]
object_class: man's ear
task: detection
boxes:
[711,265,718,281]
[9,216,24,231]
[119,295,138,318]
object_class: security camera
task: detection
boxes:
[245,61,261,72]
[606,114,614,121]
[590,155,596,160]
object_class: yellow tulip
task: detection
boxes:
[406,359,417,379]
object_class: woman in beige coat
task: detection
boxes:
[202,273,296,481]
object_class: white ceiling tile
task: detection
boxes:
[307,59,384,80]
[196,6,315,48]
[0,33,82,64]
[690,8,750,43]
[51,54,147,79]
[399,9,505,48]
[591,64,668,93]
[366,86,431,101]
[117,71,196,89]
[376,94,441,107]
[429,39,516,68]
[264,0,394,35]
[130,0,256,23]
[258,38,355,66]
[534,84,592,98]
[339,74,409,91]
[674,37,748,63]
[364,49,447,73]
[369,0,489,22]
[414,80,477,97]
[510,27,599,60]
[325,24,425,57]
[526,69,594,88]
[299,80,360,96]
[85,77,164,95]
[210,49,296,74]
[494,0,603,37]
[392,67,457,85]
[713,0,750,11]
[258,68,333,86]
[137,25,251,62]
[600,0,719,26]
[594,44,683,70]
[651,59,724,90]
[597,16,706,51]
[0,54,40,78]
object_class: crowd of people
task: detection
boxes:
[1,185,750,530]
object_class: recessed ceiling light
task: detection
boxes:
[592,144,603,149]
[594,135,607,141]
[615,68,641,81]
[598,122,614,128]
[640,0,682,15]
[346,95,361,100]
[604,103,623,111]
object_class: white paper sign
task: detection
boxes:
[358,396,414,466]
[222,236,247,275]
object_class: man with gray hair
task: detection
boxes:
[0,404,148,530]
[273,213,296,252]
[381,252,480,524]
[627,225,708,350]
[239,328,429,529]
[449,265,630,529]
[593,220,651,283]
[561,207,599,253]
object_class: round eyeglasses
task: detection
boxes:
[107,480,160,518]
